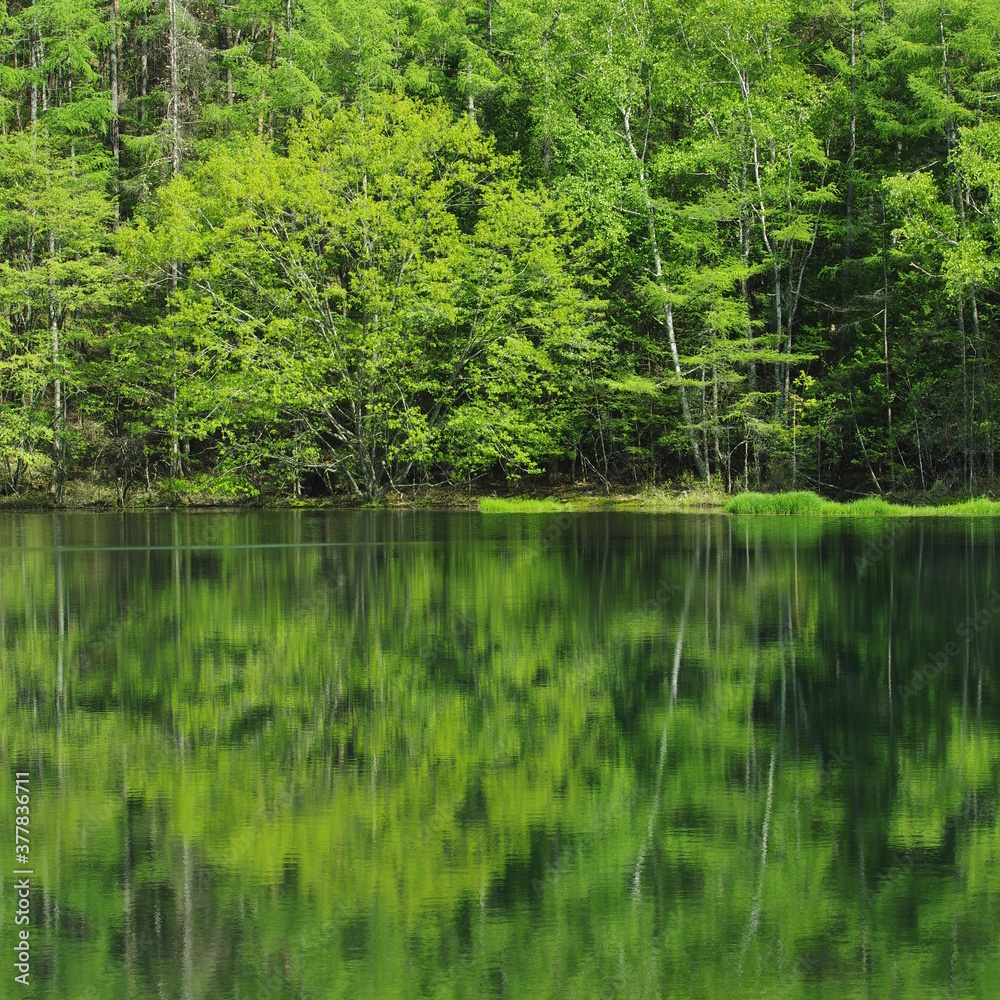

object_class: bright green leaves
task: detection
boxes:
[885,124,1000,303]
[4,0,1000,499]
[124,95,599,497]
[0,0,114,496]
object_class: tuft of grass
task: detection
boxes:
[725,491,837,515]
[479,497,572,513]
[844,496,905,517]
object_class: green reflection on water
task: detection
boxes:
[1,511,998,999]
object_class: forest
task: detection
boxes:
[1,0,998,503]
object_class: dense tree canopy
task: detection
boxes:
[1,0,999,500]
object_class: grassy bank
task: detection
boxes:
[480,489,1000,517]
[479,497,573,513]
[478,485,729,513]
[725,491,1000,517]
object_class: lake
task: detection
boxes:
[1,511,997,999]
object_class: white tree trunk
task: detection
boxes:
[622,108,709,482]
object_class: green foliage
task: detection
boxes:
[2,0,1000,499]
[120,96,599,498]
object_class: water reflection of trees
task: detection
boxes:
[0,512,997,998]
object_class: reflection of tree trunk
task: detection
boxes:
[124,763,137,1000]
[738,751,775,972]
[55,518,65,782]
[848,674,868,965]
[633,542,699,897]
[182,839,193,1000]
[888,565,894,727]
[173,514,184,755]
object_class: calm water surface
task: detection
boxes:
[1,511,998,999]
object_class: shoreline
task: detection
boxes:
[2,486,1000,517]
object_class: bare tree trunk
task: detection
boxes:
[955,175,986,489]
[41,32,63,498]
[841,0,857,360]
[168,0,183,476]
[260,22,275,135]
[29,21,39,151]
[110,0,121,230]
[879,197,893,485]
[772,261,784,418]
[27,20,39,268]
[467,60,476,123]
[913,398,926,489]
[140,5,148,122]
[226,26,234,107]
[701,366,710,483]
[740,206,755,392]
[959,301,969,489]
[50,233,63,500]
[713,359,724,483]
[169,0,181,175]
[170,260,181,477]
[621,107,708,482]
[939,2,969,488]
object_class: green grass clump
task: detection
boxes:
[843,496,908,516]
[725,491,836,515]
[479,497,572,513]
